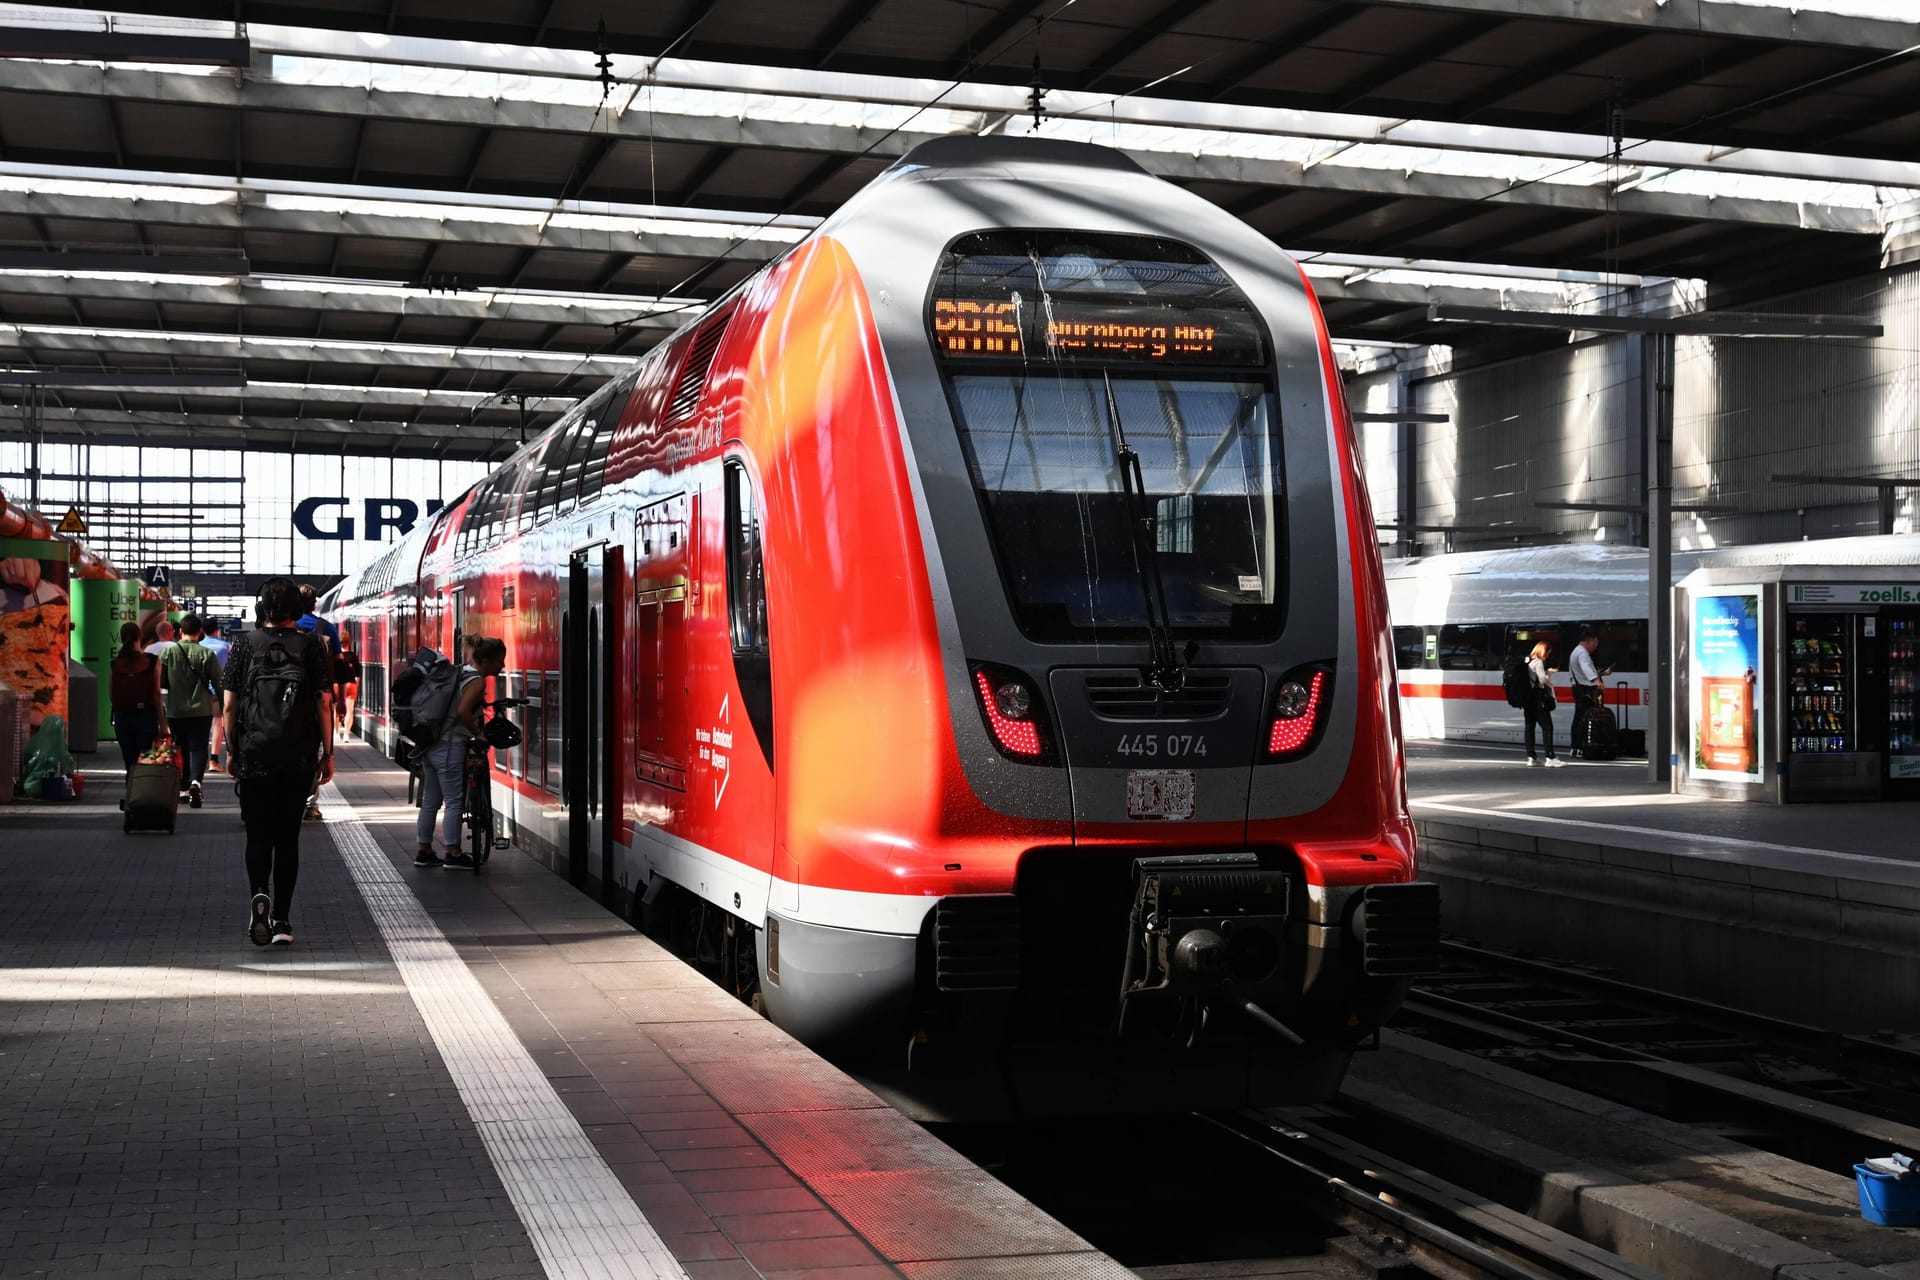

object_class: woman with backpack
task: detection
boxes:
[1524,641,1564,768]
[412,637,506,870]
[109,621,168,778]
[222,578,334,947]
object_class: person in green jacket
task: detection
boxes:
[162,612,224,809]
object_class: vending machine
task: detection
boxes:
[1784,611,1881,801]
[1883,609,1920,798]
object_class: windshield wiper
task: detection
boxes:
[1102,371,1186,691]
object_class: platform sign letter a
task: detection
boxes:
[143,565,169,589]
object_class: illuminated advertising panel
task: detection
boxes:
[1690,589,1762,781]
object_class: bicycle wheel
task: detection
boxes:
[467,764,492,870]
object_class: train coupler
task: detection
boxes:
[1119,853,1297,1040]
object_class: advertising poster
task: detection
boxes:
[0,536,73,732]
[1690,589,1761,781]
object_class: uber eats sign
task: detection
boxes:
[295,497,448,541]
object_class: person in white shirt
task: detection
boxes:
[144,618,177,658]
[1568,629,1612,756]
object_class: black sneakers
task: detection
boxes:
[188,782,203,809]
[249,893,272,947]
[270,920,294,946]
[413,848,444,868]
[444,851,476,870]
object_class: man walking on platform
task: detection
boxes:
[295,584,341,820]
[223,578,334,947]
[1568,629,1611,758]
[160,612,222,810]
[200,622,232,772]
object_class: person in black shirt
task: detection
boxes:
[222,578,334,946]
[335,633,363,745]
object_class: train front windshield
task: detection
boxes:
[930,230,1284,643]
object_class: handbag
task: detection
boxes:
[138,735,184,771]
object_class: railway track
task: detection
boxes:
[1395,938,1920,1170]
[1205,1108,1665,1280]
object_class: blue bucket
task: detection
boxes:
[1855,1164,1920,1227]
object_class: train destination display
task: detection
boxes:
[931,297,1246,363]
[930,230,1268,367]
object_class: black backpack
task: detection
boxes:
[1501,657,1531,709]
[391,647,459,754]
[238,630,321,774]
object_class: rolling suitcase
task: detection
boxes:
[124,760,180,834]
[1576,700,1619,761]
[1614,680,1646,758]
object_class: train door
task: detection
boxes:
[565,545,610,894]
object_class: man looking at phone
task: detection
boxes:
[1569,629,1613,758]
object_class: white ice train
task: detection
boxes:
[1383,535,1920,746]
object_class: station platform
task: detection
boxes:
[0,746,1128,1280]
[1403,740,1920,1032]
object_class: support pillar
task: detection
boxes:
[1645,332,1675,785]
[1395,364,1417,557]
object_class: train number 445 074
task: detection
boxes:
[1116,734,1208,758]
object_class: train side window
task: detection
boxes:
[1506,622,1568,664]
[578,373,635,507]
[1393,626,1427,671]
[1438,624,1497,670]
[725,462,767,654]
[524,672,545,788]
[725,460,774,766]
[526,415,579,525]
[544,669,563,796]
[1588,619,1648,673]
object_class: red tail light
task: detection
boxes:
[972,666,1048,761]
[1267,667,1331,758]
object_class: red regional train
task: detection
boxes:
[324,137,1437,1116]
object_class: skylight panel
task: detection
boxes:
[1624,167,1890,210]
[0,172,231,203]
[0,320,639,370]
[1717,0,1915,16]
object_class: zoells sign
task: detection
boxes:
[1690,590,1762,781]
[0,536,73,732]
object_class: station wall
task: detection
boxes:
[0,440,488,591]
[1351,262,1920,555]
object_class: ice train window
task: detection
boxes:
[1393,627,1428,670]
[1438,624,1498,671]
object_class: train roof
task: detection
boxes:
[1384,534,1920,624]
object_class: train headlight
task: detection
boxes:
[971,664,1052,762]
[1267,665,1332,758]
[994,682,1032,720]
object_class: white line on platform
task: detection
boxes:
[320,783,689,1280]
[1414,799,1918,870]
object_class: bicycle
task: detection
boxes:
[458,696,524,872]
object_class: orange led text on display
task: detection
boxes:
[932,298,1023,355]
[932,298,1219,361]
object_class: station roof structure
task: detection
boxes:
[0,0,1915,458]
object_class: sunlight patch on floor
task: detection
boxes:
[0,964,404,1000]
